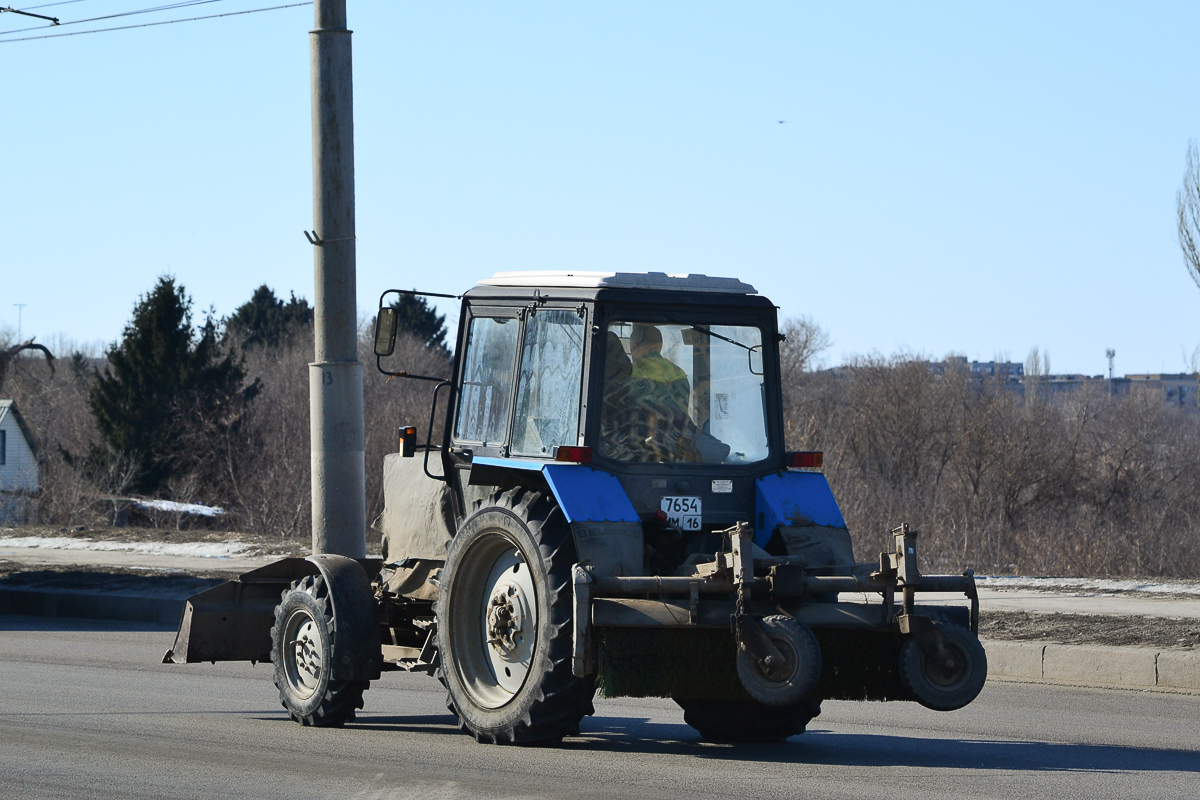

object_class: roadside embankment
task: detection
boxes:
[0,526,306,626]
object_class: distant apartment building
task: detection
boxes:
[922,359,1198,408]
[1035,374,1103,397]
[1113,374,1198,408]
[929,357,1025,381]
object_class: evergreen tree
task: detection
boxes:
[390,292,450,356]
[225,285,313,348]
[90,277,257,495]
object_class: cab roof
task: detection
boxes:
[476,271,757,294]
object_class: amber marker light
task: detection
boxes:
[398,426,417,458]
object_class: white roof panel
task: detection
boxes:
[478,271,756,294]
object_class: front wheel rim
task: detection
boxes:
[282,607,323,699]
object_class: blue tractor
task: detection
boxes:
[166,271,985,744]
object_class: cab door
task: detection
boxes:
[447,303,590,513]
[508,306,589,458]
[447,307,522,510]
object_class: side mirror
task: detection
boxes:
[748,344,764,376]
[374,307,398,357]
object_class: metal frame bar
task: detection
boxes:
[422,382,451,482]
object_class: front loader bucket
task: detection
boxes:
[162,558,318,665]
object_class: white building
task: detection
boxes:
[0,399,39,524]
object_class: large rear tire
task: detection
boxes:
[271,574,369,726]
[436,487,595,744]
[676,697,821,743]
[899,621,987,711]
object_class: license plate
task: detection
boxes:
[660,496,702,531]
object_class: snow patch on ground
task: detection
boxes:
[978,575,1200,597]
[131,499,225,517]
[0,536,252,559]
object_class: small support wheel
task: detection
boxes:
[735,615,822,708]
[271,574,368,726]
[899,621,987,711]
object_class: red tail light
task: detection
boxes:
[788,451,823,470]
[553,446,593,464]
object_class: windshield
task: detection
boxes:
[599,321,769,464]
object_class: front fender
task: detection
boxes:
[307,554,383,681]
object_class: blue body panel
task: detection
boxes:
[754,471,847,548]
[471,456,544,472]
[470,457,640,524]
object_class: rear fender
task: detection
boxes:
[470,457,644,577]
[756,472,852,564]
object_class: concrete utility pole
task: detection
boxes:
[309,0,366,558]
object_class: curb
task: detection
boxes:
[984,639,1200,694]
[0,588,184,627]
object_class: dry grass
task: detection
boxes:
[784,353,1200,578]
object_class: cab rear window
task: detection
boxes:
[599,321,768,464]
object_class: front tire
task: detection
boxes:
[436,487,595,744]
[271,574,368,726]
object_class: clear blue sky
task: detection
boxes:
[3,1,1199,375]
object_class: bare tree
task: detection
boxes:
[778,317,832,448]
[1024,346,1050,404]
[1178,140,1200,293]
[779,317,831,378]
[0,339,55,392]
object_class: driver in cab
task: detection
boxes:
[629,325,690,412]
[617,324,701,463]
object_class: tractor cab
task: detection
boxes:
[383,271,790,573]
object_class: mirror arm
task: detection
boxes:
[378,287,462,305]
[374,354,448,382]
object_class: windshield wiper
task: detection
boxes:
[687,325,753,351]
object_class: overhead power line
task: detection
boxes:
[0,0,309,42]
[1,5,62,24]
[23,0,99,8]
[1,0,232,36]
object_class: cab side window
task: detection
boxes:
[511,309,585,457]
[454,316,519,446]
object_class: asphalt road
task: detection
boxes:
[2,616,1198,800]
